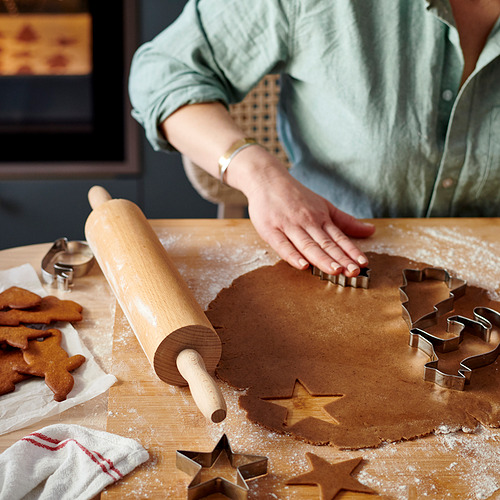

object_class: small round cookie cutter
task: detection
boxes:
[41,238,95,291]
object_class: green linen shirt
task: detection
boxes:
[129,0,500,218]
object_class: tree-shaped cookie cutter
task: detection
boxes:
[400,267,500,390]
[400,267,466,331]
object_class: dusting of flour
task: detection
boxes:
[118,223,500,500]
[359,224,500,300]
[157,230,279,309]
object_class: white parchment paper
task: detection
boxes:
[0,264,116,435]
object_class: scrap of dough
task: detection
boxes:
[206,253,500,449]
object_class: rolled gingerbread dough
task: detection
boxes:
[206,253,500,449]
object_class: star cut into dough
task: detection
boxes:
[176,434,268,499]
[263,379,342,426]
[287,453,375,499]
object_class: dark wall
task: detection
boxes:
[138,0,217,220]
[0,0,216,251]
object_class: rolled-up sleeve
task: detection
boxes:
[129,0,291,151]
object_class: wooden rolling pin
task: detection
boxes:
[84,186,226,423]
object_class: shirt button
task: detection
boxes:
[442,177,454,188]
[442,89,454,101]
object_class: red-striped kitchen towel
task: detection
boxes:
[0,424,149,500]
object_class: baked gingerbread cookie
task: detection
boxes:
[0,286,85,401]
[0,286,42,310]
[0,347,33,396]
[0,325,52,349]
[0,295,83,326]
[21,329,86,401]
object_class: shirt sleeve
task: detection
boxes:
[128,0,292,151]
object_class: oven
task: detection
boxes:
[0,0,138,177]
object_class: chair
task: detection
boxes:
[182,75,289,218]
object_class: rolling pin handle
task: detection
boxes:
[176,349,227,423]
[88,186,112,210]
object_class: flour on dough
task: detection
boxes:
[206,253,500,449]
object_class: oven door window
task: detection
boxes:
[0,0,137,176]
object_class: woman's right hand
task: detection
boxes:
[161,102,375,273]
[227,146,375,276]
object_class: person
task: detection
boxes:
[129,0,500,277]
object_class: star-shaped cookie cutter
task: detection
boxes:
[409,307,500,390]
[176,434,268,499]
[399,267,466,330]
[312,266,370,289]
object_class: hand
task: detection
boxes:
[237,158,375,276]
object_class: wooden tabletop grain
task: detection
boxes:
[1,218,500,500]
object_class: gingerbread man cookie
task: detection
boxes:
[0,348,33,396]
[0,325,52,349]
[0,295,83,326]
[0,286,85,401]
[0,286,42,310]
[21,329,86,401]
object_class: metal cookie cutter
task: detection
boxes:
[409,307,500,390]
[176,434,268,499]
[399,267,466,330]
[400,267,500,390]
[41,238,95,291]
[312,266,370,289]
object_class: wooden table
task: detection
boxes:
[1,218,499,499]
